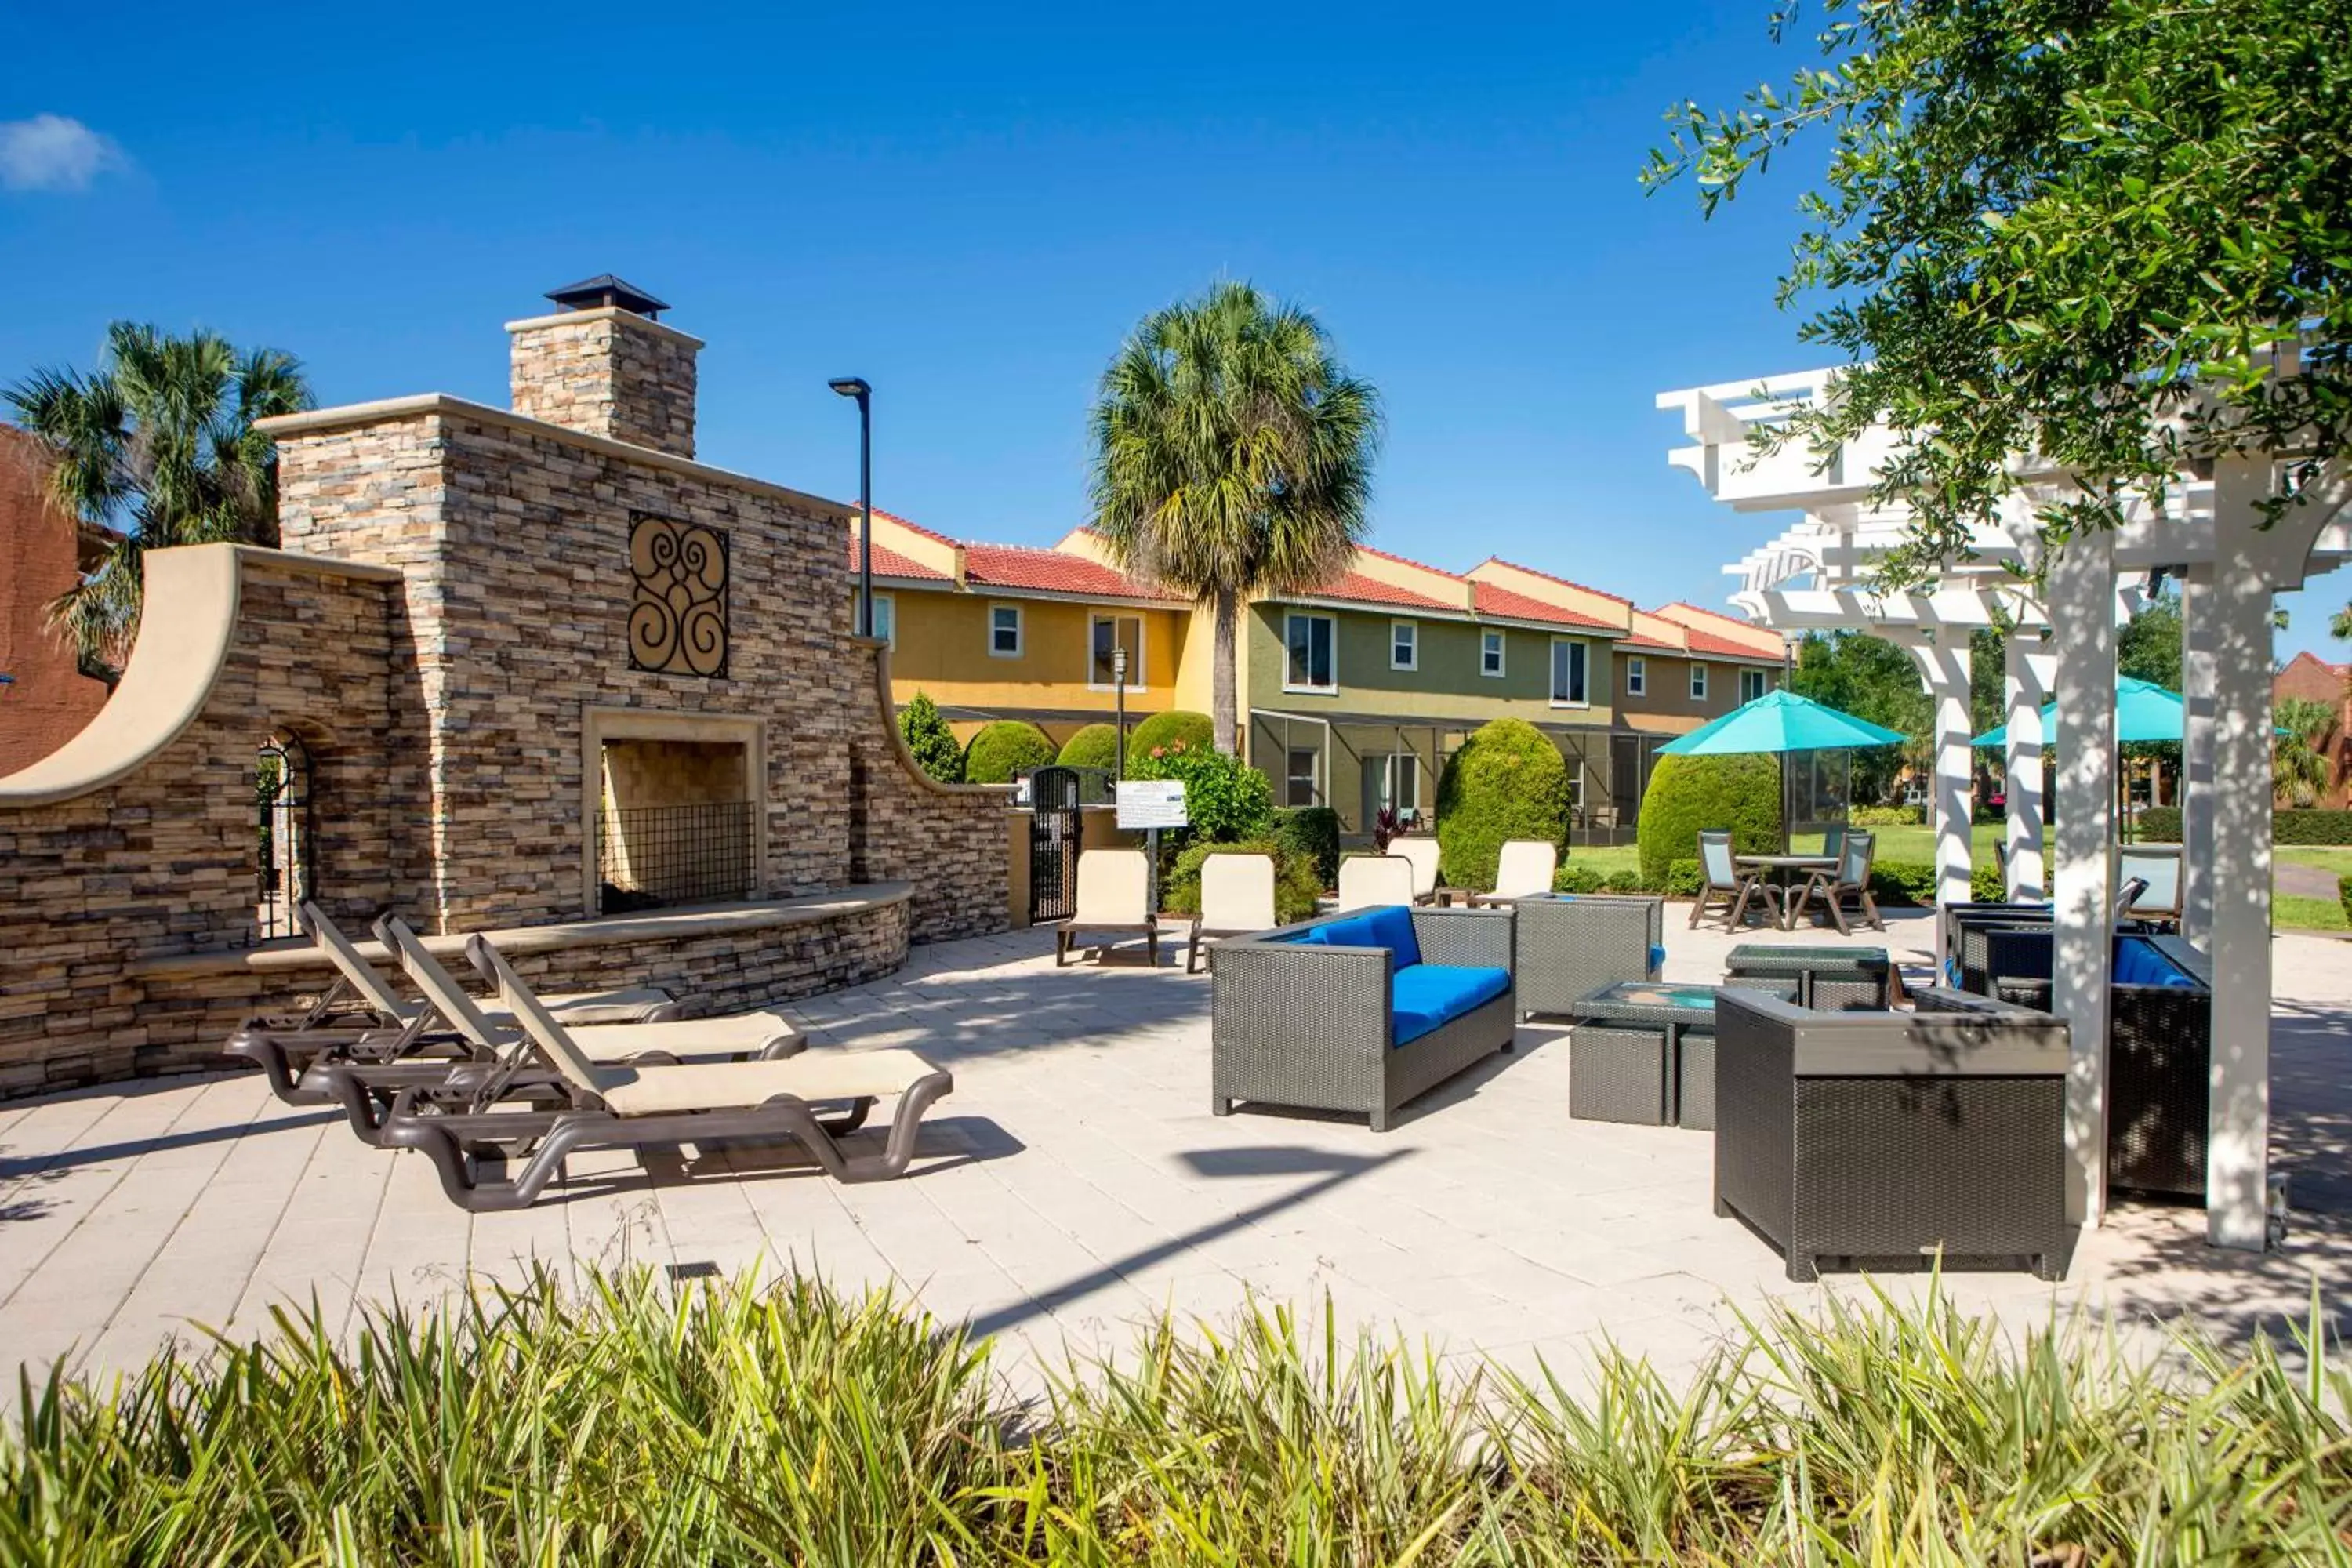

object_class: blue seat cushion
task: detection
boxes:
[1390,963,1510,1046]
[1308,906,1423,968]
[1649,944,1666,975]
[2114,936,2198,989]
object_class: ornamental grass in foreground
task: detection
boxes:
[3,1268,2346,1564]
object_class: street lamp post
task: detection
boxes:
[1113,644,1129,778]
[829,376,873,637]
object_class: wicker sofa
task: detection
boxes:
[1713,989,2070,1281]
[1211,905,1516,1131]
[1514,895,1665,1018]
[1947,927,2212,1200]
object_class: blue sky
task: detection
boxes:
[4,1,2343,662]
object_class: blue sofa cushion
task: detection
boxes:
[1312,906,1422,968]
[1391,963,1510,1046]
[1649,944,1666,975]
[2114,936,2198,989]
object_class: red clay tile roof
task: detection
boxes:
[1299,570,1458,612]
[1469,581,1620,631]
[1677,626,1786,662]
[1619,633,1685,652]
[961,541,1174,600]
[869,506,957,547]
[848,532,951,582]
[1474,557,1633,608]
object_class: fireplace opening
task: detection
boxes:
[596,738,754,913]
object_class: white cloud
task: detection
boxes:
[0,114,124,192]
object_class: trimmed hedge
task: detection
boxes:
[2341,873,2352,926]
[896,692,963,784]
[1434,718,1570,891]
[963,720,1056,784]
[1276,805,1342,889]
[1868,860,2007,907]
[1551,861,1694,896]
[1128,710,1214,760]
[1850,804,1923,826]
[1056,724,1120,771]
[1160,839,1323,924]
[2130,806,2352,846]
[1637,753,1782,883]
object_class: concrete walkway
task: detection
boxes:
[4,910,2347,1397]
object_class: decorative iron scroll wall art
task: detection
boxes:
[628,511,731,677]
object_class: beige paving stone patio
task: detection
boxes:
[3,910,2347,1396]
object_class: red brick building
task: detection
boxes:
[2274,648,2352,807]
[0,426,110,776]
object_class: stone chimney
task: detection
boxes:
[507,274,702,459]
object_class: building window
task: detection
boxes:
[1690,662,1709,700]
[1284,612,1336,692]
[869,593,895,648]
[989,604,1023,657]
[1286,747,1320,807]
[1390,619,1418,670]
[1550,639,1588,707]
[1624,656,1646,697]
[1480,629,1505,677]
[1090,613,1144,688]
[1740,667,1769,702]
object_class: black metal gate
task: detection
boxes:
[256,733,313,939]
[1026,765,1092,923]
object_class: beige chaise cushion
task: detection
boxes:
[590,1047,939,1117]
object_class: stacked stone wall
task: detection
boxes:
[508,313,699,459]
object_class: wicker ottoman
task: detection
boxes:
[1568,1023,1668,1124]
[1677,1032,1717,1131]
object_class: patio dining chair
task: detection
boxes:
[1057,848,1158,966]
[2116,844,2183,925]
[1690,829,1777,931]
[1469,839,1558,906]
[1789,829,1884,934]
[1337,853,1417,910]
[1186,851,1277,974]
[1387,836,1442,903]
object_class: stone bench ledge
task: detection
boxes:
[129,884,914,981]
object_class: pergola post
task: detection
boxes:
[2003,635,2054,901]
[2178,564,2218,946]
[1900,637,1976,965]
[2048,528,2118,1229]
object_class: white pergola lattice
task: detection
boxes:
[1659,370,2350,1250]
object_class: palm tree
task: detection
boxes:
[5,323,311,681]
[1087,281,1381,754]
[2274,697,2337,808]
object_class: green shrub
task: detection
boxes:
[1160,839,1323,924]
[1128,709,1214,759]
[1552,863,1607,894]
[1865,859,2000,906]
[1055,723,1121,772]
[1664,858,1704,897]
[1637,753,1782,883]
[1275,805,1341,889]
[896,692,963,783]
[962,720,1056,784]
[1434,718,1570,890]
[1130,739,1272,847]
[6,1265,2344,1563]
[2277,809,2352,845]
[2136,806,2183,842]
[2340,873,2352,927]
[1851,803,1923,826]
[1973,862,2006,902]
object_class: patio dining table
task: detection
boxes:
[1734,854,1837,929]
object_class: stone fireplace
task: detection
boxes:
[590,716,761,913]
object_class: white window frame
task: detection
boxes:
[1283,612,1338,695]
[1549,637,1590,709]
[1624,655,1646,697]
[1479,628,1506,678]
[1389,619,1418,671]
[1285,746,1321,807]
[1690,662,1709,700]
[1740,667,1769,702]
[988,602,1023,658]
[1087,612,1145,691]
[868,592,896,649]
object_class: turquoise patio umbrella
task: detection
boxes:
[1657,688,1908,756]
[1973,675,2189,748]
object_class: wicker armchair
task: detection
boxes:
[1513,895,1664,1018]
[1713,989,2070,1281]
[1211,905,1516,1131]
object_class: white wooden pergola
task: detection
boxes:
[1658,367,2350,1249]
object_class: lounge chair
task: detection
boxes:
[1337,854,1417,910]
[2116,844,2183,926]
[306,914,812,1145]
[1788,829,1883,934]
[358,936,954,1212]
[226,902,679,1104]
[1388,837,1442,903]
[1690,830,1777,931]
[1186,851,1276,974]
[1469,840,1558,906]
[1056,848,1158,966]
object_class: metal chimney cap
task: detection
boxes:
[543,274,670,319]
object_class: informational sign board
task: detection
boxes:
[1114,779,1189,830]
